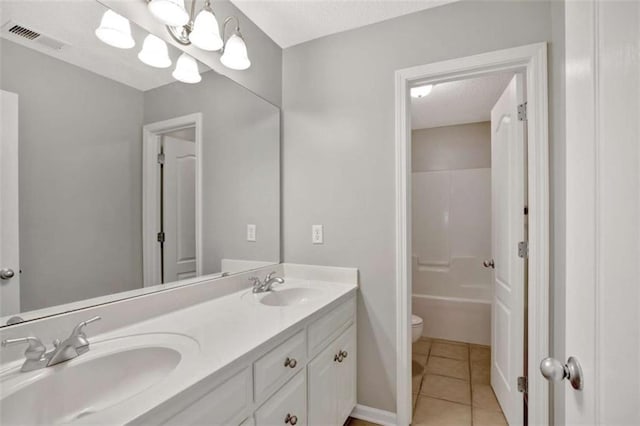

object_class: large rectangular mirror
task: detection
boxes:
[0,0,280,326]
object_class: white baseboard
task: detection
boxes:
[350,404,397,426]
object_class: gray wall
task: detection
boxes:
[412,122,491,172]
[1,39,144,311]
[282,0,560,413]
[144,71,280,274]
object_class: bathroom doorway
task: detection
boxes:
[409,70,525,425]
[394,44,550,426]
[142,113,203,287]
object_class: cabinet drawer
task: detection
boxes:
[255,371,307,426]
[308,297,355,357]
[254,330,306,401]
[164,367,252,426]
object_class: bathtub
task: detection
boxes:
[412,255,492,345]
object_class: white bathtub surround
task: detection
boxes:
[0,263,358,425]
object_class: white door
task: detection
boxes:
[562,1,640,424]
[490,74,526,425]
[162,136,196,283]
[0,90,20,317]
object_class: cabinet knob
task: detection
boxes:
[334,353,343,363]
[340,350,348,359]
[284,357,297,368]
[285,413,298,425]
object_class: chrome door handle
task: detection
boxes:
[0,268,15,280]
[483,260,495,269]
[540,356,583,390]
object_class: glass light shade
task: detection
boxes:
[188,8,223,51]
[410,84,434,98]
[138,34,171,68]
[95,10,135,49]
[172,53,201,83]
[148,0,189,27]
[220,33,250,70]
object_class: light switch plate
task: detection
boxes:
[247,224,256,242]
[312,225,323,244]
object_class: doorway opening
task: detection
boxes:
[394,43,549,426]
[409,71,525,425]
[142,113,203,287]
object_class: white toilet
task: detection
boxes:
[412,314,424,342]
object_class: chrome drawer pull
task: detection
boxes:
[285,413,298,425]
[284,357,297,368]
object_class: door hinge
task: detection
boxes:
[157,153,165,165]
[518,241,529,258]
[157,232,165,243]
[517,376,528,393]
[518,102,527,121]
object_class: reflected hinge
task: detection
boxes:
[157,153,165,165]
[157,232,165,243]
[518,102,528,121]
[517,376,528,393]
[518,241,528,258]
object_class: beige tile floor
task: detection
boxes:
[346,338,508,426]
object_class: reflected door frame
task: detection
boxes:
[142,113,203,287]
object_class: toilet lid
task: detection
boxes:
[411,315,423,326]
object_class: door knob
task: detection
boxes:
[0,268,15,280]
[540,356,583,390]
[483,260,495,269]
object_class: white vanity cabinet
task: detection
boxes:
[152,294,356,426]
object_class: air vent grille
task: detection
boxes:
[8,24,40,40]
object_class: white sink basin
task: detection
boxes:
[255,287,323,307]
[0,333,198,425]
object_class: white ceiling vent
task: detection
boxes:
[2,21,67,51]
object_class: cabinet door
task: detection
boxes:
[335,325,357,423]
[255,371,307,426]
[307,339,338,425]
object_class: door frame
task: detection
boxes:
[394,43,549,426]
[142,113,203,286]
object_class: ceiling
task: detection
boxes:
[0,0,209,91]
[229,0,459,48]
[411,73,514,130]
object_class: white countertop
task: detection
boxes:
[0,276,357,425]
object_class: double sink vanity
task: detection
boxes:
[0,264,358,425]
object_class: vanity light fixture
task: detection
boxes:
[147,0,190,27]
[411,84,434,98]
[172,52,202,83]
[95,10,135,49]
[146,0,250,70]
[138,34,172,68]
[188,1,223,51]
[220,16,251,70]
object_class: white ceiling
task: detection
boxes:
[0,0,209,91]
[229,0,459,48]
[411,73,514,130]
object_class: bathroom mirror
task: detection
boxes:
[0,0,280,326]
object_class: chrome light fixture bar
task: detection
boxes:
[148,0,250,70]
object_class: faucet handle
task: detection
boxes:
[249,276,261,286]
[71,316,101,337]
[264,271,276,281]
[1,337,46,360]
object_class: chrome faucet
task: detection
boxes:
[1,316,101,372]
[251,272,284,293]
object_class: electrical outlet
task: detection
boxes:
[312,225,323,244]
[247,224,256,242]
